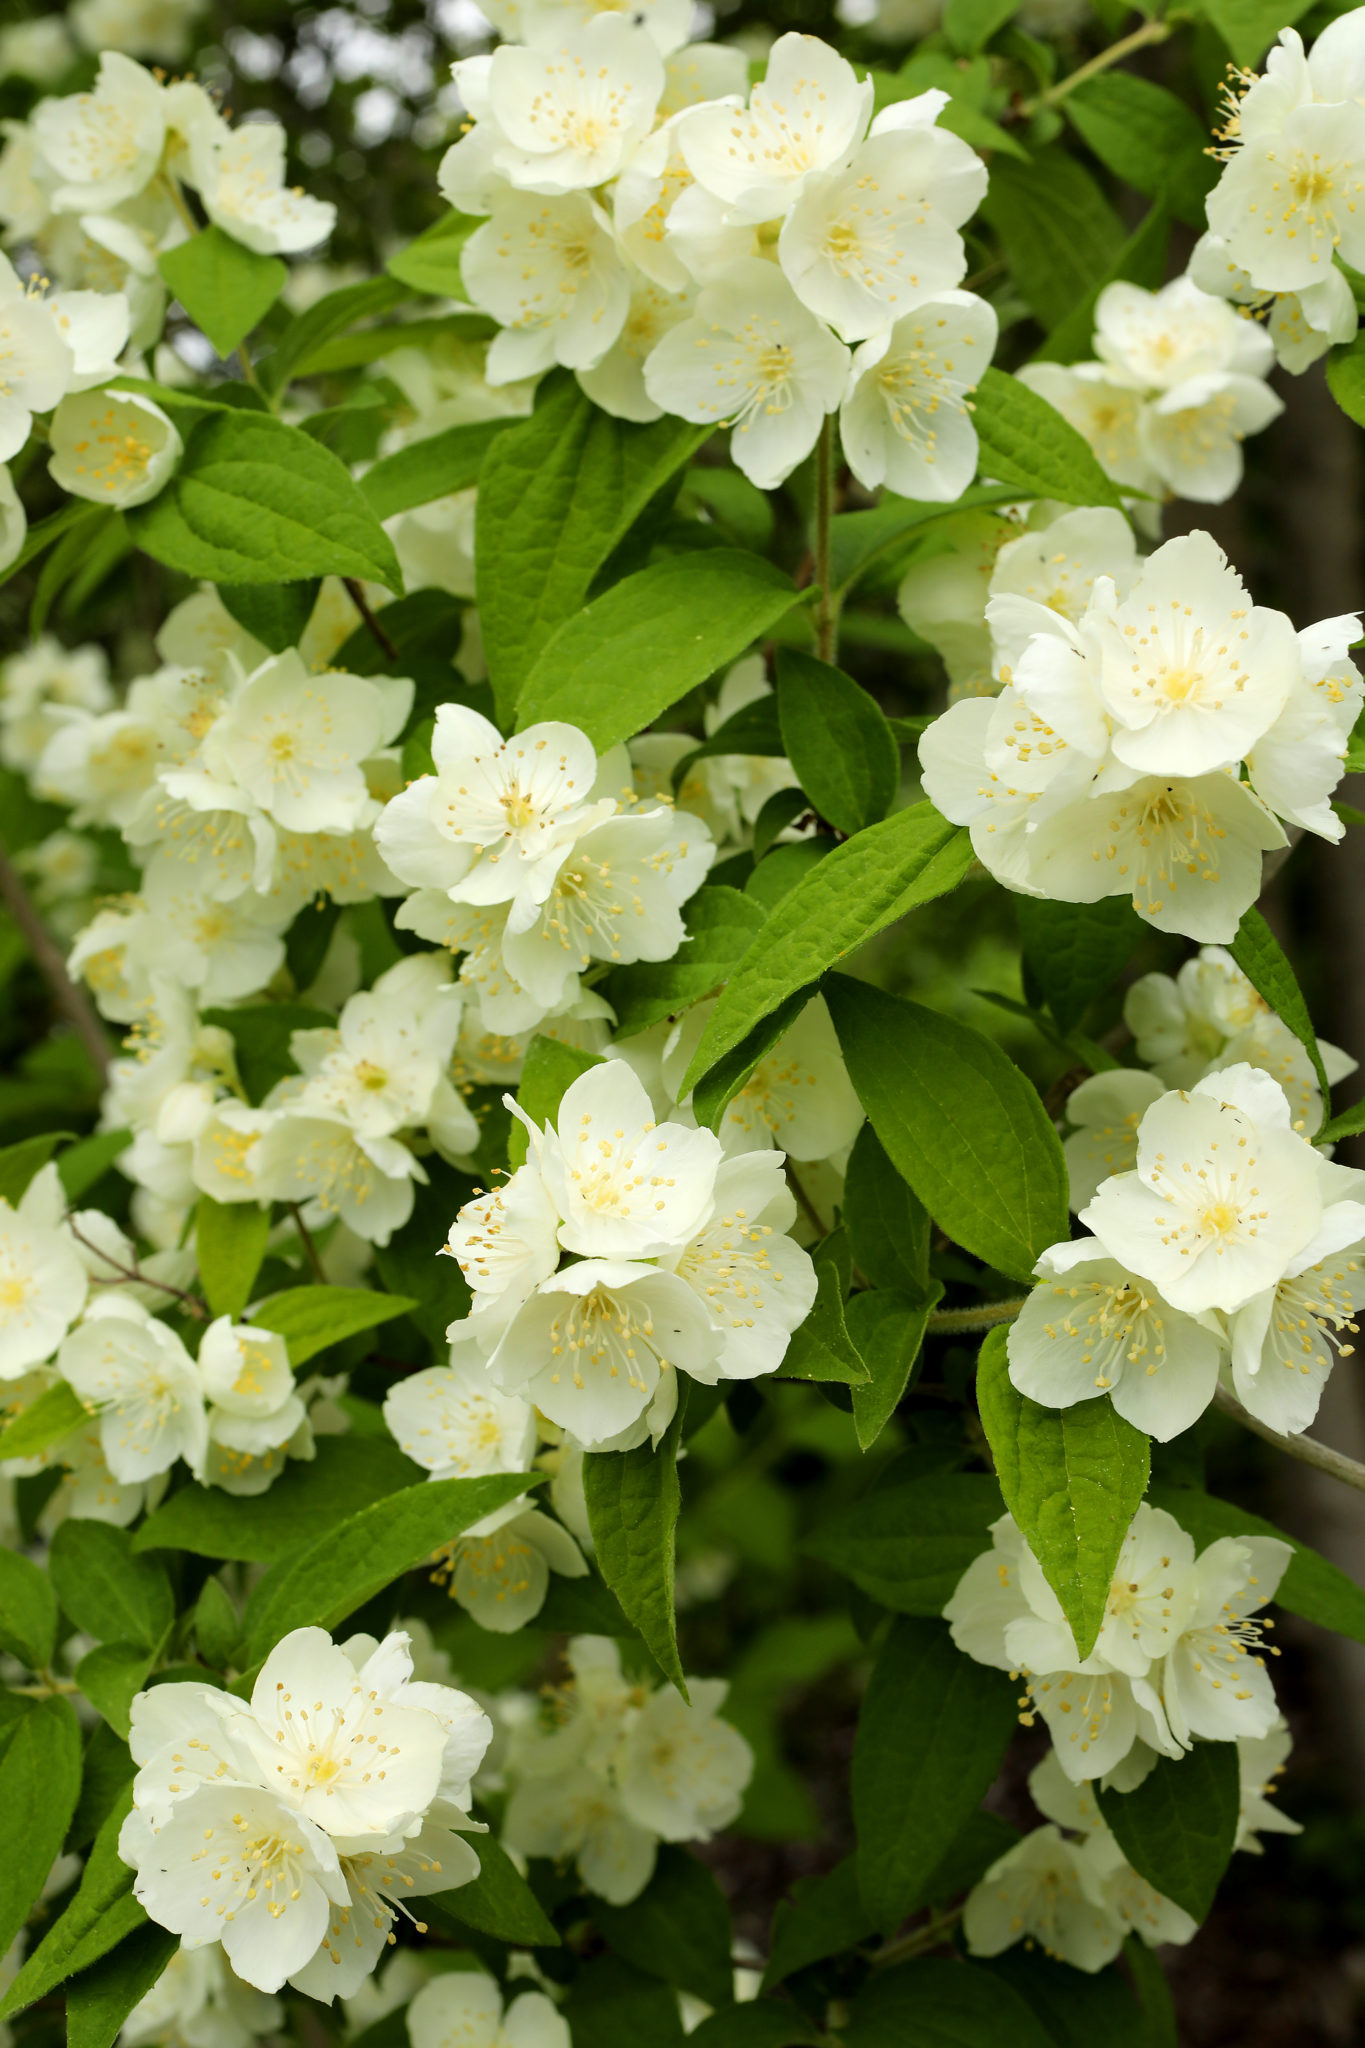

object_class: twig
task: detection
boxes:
[344,578,398,661]
[785,1161,827,1240]
[288,1202,328,1283]
[927,1298,1028,1335]
[1021,17,1171,113]
[65,1215,208,1318]
[1213,1381,1365,1496]
[0,842,110,1077]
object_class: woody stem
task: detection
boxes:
[927,1298,1028,1334]
[1212,1381,1365,1495]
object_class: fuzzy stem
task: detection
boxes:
[1213,1381,1365,1496]
[1026,17,1171,111]
[813,414,837,663]
[0,842,110,1079]
[927,1298,1028,1335]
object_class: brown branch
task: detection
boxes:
[0,841,110,1078]
[65,1215,207,1318]
[1213,1381,1365,1495]
[344,578,397,661]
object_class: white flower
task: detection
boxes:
[198,1316,307,1496]
[777,99,987,340]
[536,1062,722,1261]
[615,1678,752,1840]
[443,1165,561,1326]
[0,463,24,577]
[1228,1232,1365,1434]
[0,1163,89,1379]
[0,257,76,461]
[504,1764,657,1904]
[1080,1064,1365,1316]
[253,1114,424,1247]
[668,1151,818,1380]
[1082,1830,1200,1950]
[407,1972,570,2048]
[48,388,182,508]
[204,651,392,836]
[1189,229,1357,375]
[1161,1535,1292,1746]
[1236,1718,1301,1851]
[1248,613,1365,843]
[187,117,335,256]
[678,33,873,226]
[643,258,850,489]
[30,51,166,213]
[432,1503,588,1633]
[120,1945,282,2048]
[1206,76,1365,293]
[462,191,630,385]
[839,290,996,500]
[576,271,694,423]
[1007,1238,1226,1440]
[1139,374,1283,504]
[989,506,1140,646]
[963,1827,1122,1972]
[476,17,664,194]
[1062,1069,1165,1211]
[1018,362,1157,496]
[0,634,112,775]
[290,954,466,1144]
[383,1354,537,1479]
[58,1297,207,1481]
[1093,276,1275,392]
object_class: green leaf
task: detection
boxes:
[1097,1741,1239,1920]
[678,804,972,1100]
[386,209,482,295]
[972,367,1125,509]
[0,1130,72,1205]
[1200,0,1312,69]
[673,694,784,783]
[249,1283,419,1367]
[158,226,287,357]
[1016,897,1146,1037]
[1122,1935,1179,2048]
[359,418,515,521]
[825,978,1069,1286]
[261,275,409,394]
[807,1470,1002,1613]
[983,147,1125,333]
[1033,202,1172,369]
[583,1390,689,1697]
[829,484,1021,596]
[476,381,709,719]
[775,648,899,837]
[218,578,320,654]
[242,1471,538,1662]
[0,1790,142,2021]
[601,887,767,1040]
[0,1377,88,1461]
[195,1195,271,1320]
[842,1124,932,1299]
[944,0,1019,52]
[201,1002,333,1106]
[192,1576,241,1667]
[762,1857,875,1989]
[128,409,403,591]
[688,2007,822,2048]
[1327,332,1365,426]
[848,1285,942,1449]
[743,843,835,915]
[0,1547,58,1670]
[508,1036,602,1171]
[74,1642,156,1738]
[1064,74,1214,228]
[563,1956,687,2048]
[49,1522,173,1650]
[0,1696,83,1958]
[425,1834,560,1947]
[65,1921,179,2048]
[777,1235,870,1385]
[595,1847,734,2008]
[979,1952,1149,2048]
[1229,906,1332,1131]
[977,1326,1150,1660]
[514,549,803,752]
[57,1130,132,1202]
[847,1958,1059,2048]
[134,1434,419,1562]
[1147,1482,1365,1648]
[852,1620,1018,1931]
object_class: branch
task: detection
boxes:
[868,1904,964,1970]
[65,1216,208,1318]
[344,579,397,662]
[927,1298,1028,1335]
[1213,1381,1365,1496]
[1022,17,1171,112]
[0,842,110,1079]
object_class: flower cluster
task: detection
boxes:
[441,25,996,492]
[497,1633,752,1904]
[119,1625,493,1998]
[919,528,1362,941]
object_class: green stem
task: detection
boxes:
[869,1904,965,1970]
[1213,1381,1365,1496]
[813,413,837,663]
[927,1298,1028,1335]
[1024,17,1171,113]
[288,1202,328,1283]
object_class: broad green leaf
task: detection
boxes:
[249,1283,419,1367]
[0,1547,58,1670]
[842,1124,932,1299]
[1147,1483,1365,1647]
[134,1435,419,1562]
[219,578,319,654]
[679,804,972,1099]
[688,2007,823,2047]
[201,1003,333,1105]
[981,1951,1149,2048]
[826,978,1069,1285]
[977,1326,1150,1660]
[1097,1742,1239,1919]
[260,275,409,394]
[0,1377,87,1460]
[846,1958,1059,2048]
[425,1834,560,1947]
[563,1956,688,2048]
[1230,907,1332,1130]
[752,789,809,862]
[536,1567,639,1637]
[1201,0,1312,68]
[57,1129,132,1201]
[1,502,101,588]
[242,1471,538,1661]
[673,694,783,782]
[66,1922,179,2048]
[806,1470,1003,1612]
[602,887,767,1040]
[158,226,286,357]
[762,1857,875,1989]
[1064,74,1214,228]
[386,209,482,295]
[1327,332,1365,427]
[983,147,1124,332]
[514,550,803,752]
[692,987,811,1134]
[972,368,1125,509]
[1122,1935,1179,2048]
[778,1240,871,1385]
[49,1522,173,1650]
[0,1130,71,1205]
[0,1696,82,1958]
[359,418,515,521]
[775,649,899,838]
[944,0,1019,52]
[195,1195,271,1320]
[742,844,833,915]
[829,484,1021,596]
[1031,201,1173,368]
[0,1790,142,2021]
[508,1035,602,1171]
[848,1285,940,1446]
[595,1847,734,2009]
[475,381,709,718]
[193,1576,241,1667]
[75,1642,156,1738]
[128,410,403,591]
[584,1390,690,1697]
[851,1620,1018,1930]
[1016,897,1146,1037]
